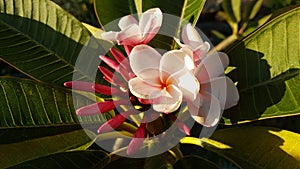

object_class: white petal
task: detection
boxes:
[195,52,229,83]
[118,15,138,30]
[101,31,118,41]
[129,78,162,99]
[129,45,162,85]
[116,24,142,45]
[167,70,199,101]
[152,85,183,113]
[201,77,227,109]
[188,92,222,127]
[202,76,239,109]
[139,8,162,37]
[224,77,239,109]
[159,50,194,82]
[193,41,210,61]
[182,23,205,50]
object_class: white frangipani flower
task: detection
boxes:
[128,45,200,113]
[101,8,163,46]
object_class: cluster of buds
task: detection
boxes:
[65,8,239,155]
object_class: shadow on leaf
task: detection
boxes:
[223,43,300,124]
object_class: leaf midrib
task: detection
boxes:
[0,16,93,82]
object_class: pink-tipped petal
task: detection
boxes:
[98,66,125,87]
[101,31,118,41]
[97,109,136,133]
[97,113,126,133]
[139,8,162,42]
[64,81,95,93]
[127,123,146,156]
[76,100,128,116]
[182,23,205,50]
[100,55,129,81]
[128,78,163,99]
[118,15,138,30]
[99,55,119,71]
[117,24,142,46]
[124,45,133,55]
[195,52,229,83]
[92,84,122,95]
[188,92,222,127]
[177,121,191,136]
[152,84,183,113]
[110,48,130,69]
[193,41,210,61]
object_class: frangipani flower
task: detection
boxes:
[66,11,239,156]
[188,51,239,126]
[101,8,162,47]
[175,23,210,62]
[128,40,239,127]
[128,45,200,113]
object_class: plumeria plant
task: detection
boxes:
[0,0,300,168]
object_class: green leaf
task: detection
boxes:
[0,77,108,129]
[179,142,242,169]
[186,127,300,169]
[7,150,110,169]
[94,0,138,28]
[0,0,97,85]
[173,156,219,169]
[0,130,95,168]
[224,5,300,124]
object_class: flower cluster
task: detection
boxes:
[64,8,239,155]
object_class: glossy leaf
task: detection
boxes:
[0,130,95,168]
[0,77,109,129]
[180,143,242,169]
[182,127,300,169]
[8,150,110,169]
[224,5,300,124]
[0,0,100,85]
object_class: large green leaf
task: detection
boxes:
[181,127,300,169]
[0,77,109,130]
[0,130,95,168]
[0,0,101,85]
[224,5,300,124]
[8,150,110,169]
